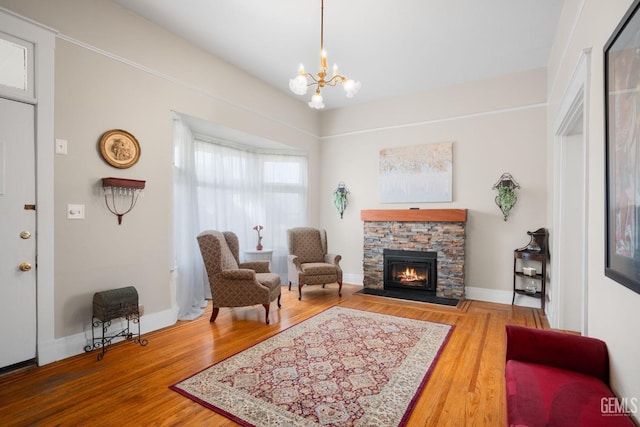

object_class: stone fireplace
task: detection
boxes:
[361,209,466,299]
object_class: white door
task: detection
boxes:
[0,97,37,368]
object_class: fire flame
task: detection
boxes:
[399,267,422,282]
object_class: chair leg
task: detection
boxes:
[277,293,282,308]
[288,281,292,291]
[338,280,342,297]
[210,307,220,322]
[298,283,303,300]
[263,303,270,325]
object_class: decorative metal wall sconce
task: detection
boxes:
[492,173,520,221]
[333,181,349,219]
[102,177,145,225]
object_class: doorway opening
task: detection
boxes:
[552,50,591,334]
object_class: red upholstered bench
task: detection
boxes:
[505,325,636,427]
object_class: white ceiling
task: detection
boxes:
[114,0,564,110]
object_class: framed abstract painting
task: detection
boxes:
[379,141,453,203]
[604,0,640,295]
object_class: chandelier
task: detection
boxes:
[289,0,361,109]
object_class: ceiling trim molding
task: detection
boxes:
[54,32,548,143]
[319,102,547,140]
[56,32,320,140]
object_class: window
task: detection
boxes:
[172,115,307,319]
[193,140,308,258]
[0,35,34,99]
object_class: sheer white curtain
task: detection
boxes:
[172,114,308,320]
[194,138,308,280]
[172,115,209,320]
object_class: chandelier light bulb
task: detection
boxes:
[343,79,361,98]
[333,63,338,76]
[289,74,308,95]
[308,92,325,109]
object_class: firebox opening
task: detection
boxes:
[383,249,437,293]
[390,263,428,286]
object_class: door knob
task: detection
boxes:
[19,262,32,272]
[20,230,31,239]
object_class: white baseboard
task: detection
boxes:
[344,273,363,285]
[37,306,179,365]
[464,286,543,309]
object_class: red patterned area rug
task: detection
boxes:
[170,306,453,426]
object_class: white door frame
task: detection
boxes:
[551,49,591,334]
[0,7,56,364]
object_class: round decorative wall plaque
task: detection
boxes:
[99,129,141,169]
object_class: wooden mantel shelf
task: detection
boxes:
[360,209,467,223]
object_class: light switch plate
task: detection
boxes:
[55,138,68,155]
[67,204,85,219]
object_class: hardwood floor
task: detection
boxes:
[0,284,548,426]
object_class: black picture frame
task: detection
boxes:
[604,0,640,295]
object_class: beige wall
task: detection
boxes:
[0,0,321,339]
[548,0,640,418]
[319,68,548,298]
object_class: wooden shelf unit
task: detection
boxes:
[512,249,547,310]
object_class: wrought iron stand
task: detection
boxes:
[84,286,148,360]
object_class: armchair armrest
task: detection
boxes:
[239,260,270,273]
[505,325,609,384]
[288,254,302,270]
[324,253,342,265]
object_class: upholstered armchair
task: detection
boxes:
[287,227,342,300]
[197,230,281,324]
